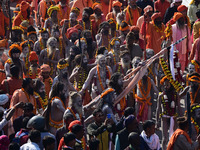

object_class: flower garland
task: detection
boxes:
[49,78,52,87]
[19,12,29,22]
[117,64,124,75]
[5,58,12,65]
[191,117,200,134]
[57,61,69,69]
[190,86,200,105]
[76,68,87,91]
[29,67,39,78]
[83,20,92,33]
[97,64,111,91]
[39,38,45,50]
[100,88,115,98]
[47,48,56,76]
[138,77,151,97]
[159,57,184,92]
[153,23,164,33]
[24,54,29,71]
[34,92,48,110]
[111,49,117,65]
[164,23,172,39]
[159,93,178,117]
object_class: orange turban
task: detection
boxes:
[144,5,153,14]
[29,51,38,62]
[67,27,79,39]
[9,44,22,57]
[173,12,184,22]
[68,120,82,131]
[177,5,188,12]
[112,1,122,7]
[92,2,102,10]
[151,13,162,21]
[40,64,51,72]
[20,1,30,12]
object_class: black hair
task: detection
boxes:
[22,117,30,129]
[22,78,32,89]
[88,139,100,150]
[27,25,36,33]
[177,117,188,130]
[29,130,41,143]
[143,120,155,132]
[42,136,55,149]
[83,7,93,16]
[64,132,76,145]
[63,113,74,122]
[10,64,20,78]
[71,124,83,135]
[124,107,135,117]
[96,46,107,55]
[8,142,20,150]
[50,82,64,99]
[74,54,82,65]
[71,45,81,55]
[196,9,200,18]
[109,72,123,95]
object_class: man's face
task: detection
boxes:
[128,0,136,8]
[12,52,20,59]
[102,25,110,35]
[181,10,187,16]
[117,76,123,86]
[70,33,78,43]
[188,64,195,74]
[70,12,77,22]
[41,71,50,79]
[27,81,34,95]
[121,54,130,64]
[98,56,106,67]
[154,17,162,28]
[52,31,60,39]
[94,8,102,16]
[116,14,125,24]
[85,32,92,40]
[41,33,49,41]
[82,11,89,21]
[114,41,120,52]
[94,112,104,123]
[146,51,154,59]
[39,84,45,93]
[51,10,57,19]
[163,80,171,91]
[23,46,29,56]
[174,1,182,7]
[103,49,109,56]
[49,40,57,49]
[149,125,156,136]
[132,58,141,68]
[28,34,37,42]
[122,29,129,37]
[113,6,121,13]
[30,60,38,67]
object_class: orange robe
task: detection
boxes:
[124,6,141,26]
[143,22,165,54]
[10,89,36,122]
[100,0,109,17]
[71,0,93,20]
[57,4,70,21]
[12,12,34,27]
[0,53,8,84]
[106,12,117,21]
[0,10,9,38]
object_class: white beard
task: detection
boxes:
[49,47,55,56]
[74,104,83,115]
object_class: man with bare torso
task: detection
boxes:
[80,54,112,98]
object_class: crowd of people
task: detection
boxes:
[1,0,200,149]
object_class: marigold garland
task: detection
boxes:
[97,64,111,91]
[47,48,56,76]
[29,67,39,78]
[190,86,200,105]
[67,107,82,120]
[83,20,92,33]
[59,37,63,57]
[159,57,184,92]
[100,88,115,98]
[191,117,200,134]
[153,23,164,33]
[34,92,48,110]
[39,38,45,50]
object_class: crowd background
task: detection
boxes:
[1,0,200,149]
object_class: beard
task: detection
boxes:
[11,57,20,62]
[28,87,34,95]
[82,17,89,22]
[49,47,56,56]
[86,38,93,59]
[142,75,148,83]
[177,20,185,29]
[74,103,83,115]
[30,66,37,72]
[103,30,109,35]
[38,91,46,99]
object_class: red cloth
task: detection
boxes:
[177,5,187,12]
[67,27,78,39]
[151,12,162,21]
[29,51,38,62]
[58,137,65,150]
[154,0,170,20]
[173,12,184,22]
[0,11,9,38]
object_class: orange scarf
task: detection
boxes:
[167,129,192,150]
[126,6,140,26]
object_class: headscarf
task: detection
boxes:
[67,27,78,39]
[68,120,82,131]
[9,44,22,57]
[177,5,188,12]
[173,12,184,22]
[92,2,102,11]
[47,5,60,17]
[151,12,162,21]
[0,94,9,106]
[29,51,39,62]
[112,1,122,7]
[40,64,51,72]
